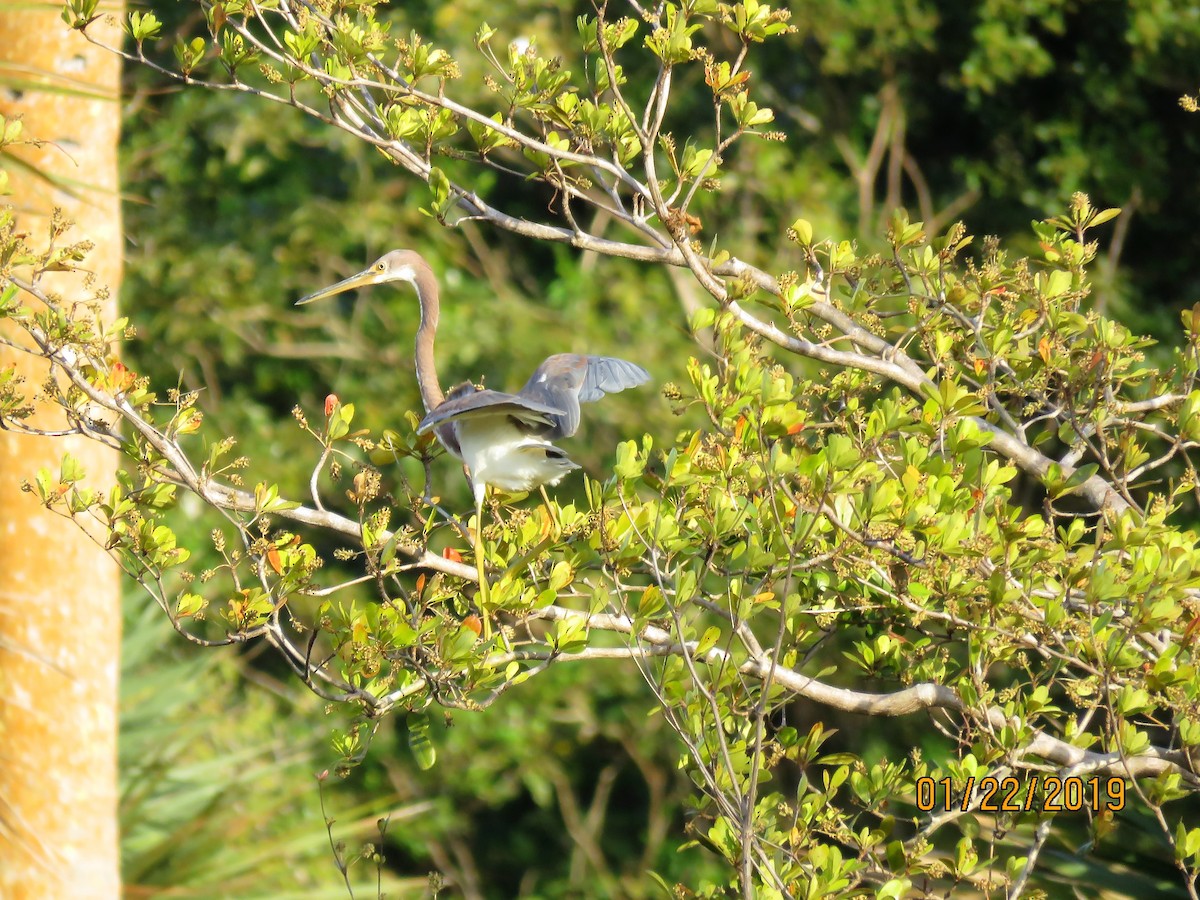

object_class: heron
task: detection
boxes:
[296,249,650,636]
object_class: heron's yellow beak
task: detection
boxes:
[295,268,378,306]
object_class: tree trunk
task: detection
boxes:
[0,7,124,898]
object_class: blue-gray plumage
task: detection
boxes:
[517,354,652,440]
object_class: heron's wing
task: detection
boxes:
[577,356,652,402]
[518,354,651,439]
[417,388,567,435]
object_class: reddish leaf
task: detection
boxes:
[111,361,136,391]
[1038,336,1052,366]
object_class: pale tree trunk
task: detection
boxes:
[0,5,124,898]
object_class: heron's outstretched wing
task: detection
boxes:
[417,387,567,435]
[518,354,651,439]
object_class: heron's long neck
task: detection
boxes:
[412,264,445,413]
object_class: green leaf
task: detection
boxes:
[613,439,645,479]
[878,877,912,899]
[34,467,53,503]
[548,560,573,592]
[694,625,721,658]
[177,592,207,618]
[60,453,85,484]
[61,0,99,28]
[173,36,208,75]
[407,713,437,770]
[790,218,813,245]
[422,166,454,218]
[1089,207,1121,228]
[1044,268,1073,298]
[128,10,162,42]
[637,585,665,619]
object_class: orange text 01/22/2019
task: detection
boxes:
[914,775,1126,814]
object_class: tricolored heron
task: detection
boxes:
[296,250,650,635]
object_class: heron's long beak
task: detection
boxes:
[294,268,378,306]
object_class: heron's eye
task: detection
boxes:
[376,263,386,272]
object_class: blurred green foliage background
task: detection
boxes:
[115,0,1200,895]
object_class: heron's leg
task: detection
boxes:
[474,483,491,640]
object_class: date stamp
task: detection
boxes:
[915,775,1126,814]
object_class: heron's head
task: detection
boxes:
[295,249,426,305]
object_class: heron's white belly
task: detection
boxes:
[455,419,580,493]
